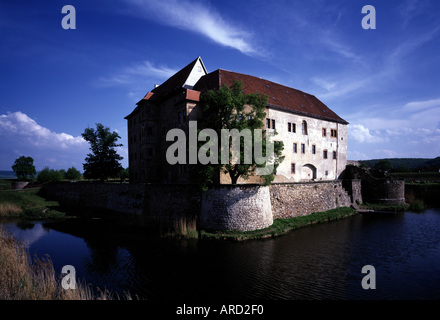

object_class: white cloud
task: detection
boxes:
[123,0,259,56]
[347,150,368,161]
[0,111,86,149]
[348,124,386,144]
[0,111,88,170]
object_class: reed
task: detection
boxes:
[0,203,22,216]
[0,226,135,300]
[163,216,198,239]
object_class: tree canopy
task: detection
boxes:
[12,156,36,181]
[37,167,64,183]
[198,81,284,187]
[65,166,81,181]
[82,123,123,182]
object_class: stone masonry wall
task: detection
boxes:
[40,183,201,223]
[40,183,145,215]
[200,185,273,232]
[41,180,354,232]
[269,181,352,219]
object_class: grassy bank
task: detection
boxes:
[201,207,357,241]
[0,188,66,219]
[358,203,409,212]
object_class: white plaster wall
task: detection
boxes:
[266,108,347,182]
[183,58,207,89]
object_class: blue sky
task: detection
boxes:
[1,0,439,171]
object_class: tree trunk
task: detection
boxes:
[230,173,239,185]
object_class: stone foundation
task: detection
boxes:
[200,185,273,232]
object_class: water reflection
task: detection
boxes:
[2,209,440,300]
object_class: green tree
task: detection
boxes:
[374,159,393,172]
[199,81,284,187]
[12,156,36,181]
[119,167,129,182]
[65,166,81,181]
[82,123,123,182]
[37,167,64,183]
[59,169,66,179]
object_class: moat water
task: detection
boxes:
[1,208,440,300]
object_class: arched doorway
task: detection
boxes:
[302,164,317,180]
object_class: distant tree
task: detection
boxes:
[374,159,393,172]
[12,156,36,181]
[82,123,123,182]
[37,167,64,183]
[119,167,129,182]
[65,166,81,181]
[59,169,66,179]
[199,81,284,187]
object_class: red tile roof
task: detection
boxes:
[128,58,347,125]
[194,69,348,124]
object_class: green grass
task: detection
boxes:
[359,203,409,212]
[0,179,12,190]
[201,207,357,241]
[0,188,66,219]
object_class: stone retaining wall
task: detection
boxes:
[41,180,355,232]
[269,181,352,219]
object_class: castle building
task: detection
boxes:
[125,57,348,184]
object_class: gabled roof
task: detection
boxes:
[127,57,347,124]
[194,69,348,124]
[137,57,207,104]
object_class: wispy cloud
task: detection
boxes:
[98,61,177,88]
[401,97,440,113]
[347,96,440,159]
[122,0,259,56]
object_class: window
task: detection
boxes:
[333,151,337,159]
[312,145,316,154]
[266,118,275,129]
[291,163,296,174]
[302,120,308,135]
[322,128,327,137]
[288,122,296,133]
[293,143,297,153]
[331,129,337,138]
[323,150,328,159]
[301,143,305,154]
